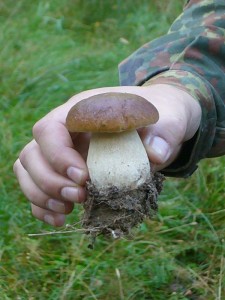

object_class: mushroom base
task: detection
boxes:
[82,172,165,240]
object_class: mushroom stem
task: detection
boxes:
[87,130,151,190]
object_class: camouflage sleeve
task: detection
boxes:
[119,0,225,178]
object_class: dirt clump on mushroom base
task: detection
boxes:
[82,172,164,239]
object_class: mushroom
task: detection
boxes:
[66,92,164,238]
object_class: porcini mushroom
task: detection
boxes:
[66,92,164,238]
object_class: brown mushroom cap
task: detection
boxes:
[66,92,159,133]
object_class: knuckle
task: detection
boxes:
[39,178,55,194]
[38,176,61,198]
[32,119,49,140]
[26,188,43,205]
[31,205,36,217]
[19,144,32,167]
[162,116,186,145]
[13,159,19,175]
[19,148,27,166]
[31,204,40,219]
[171,116,186,142]
[48,146,65,170]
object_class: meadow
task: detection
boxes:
[1,1,225,299]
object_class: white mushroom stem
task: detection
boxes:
[87,130,151,190]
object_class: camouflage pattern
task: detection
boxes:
[119,0,225,177]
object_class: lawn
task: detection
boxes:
[1,0,225,299]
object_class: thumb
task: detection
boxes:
[143,135,172,165]
[138,125,183,171]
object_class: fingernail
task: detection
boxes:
[61,187,79,202]
[47,199,65,213]
[148,136,171,164]
[44,214,55,226]
[67,167,86,185]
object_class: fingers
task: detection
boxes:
[14,159,74,212]
[138,115,185,167]
[31,204,66,227]
[19,140,86,202]
[14,159,75,226]
[139,127,182,172]
[14,96,91,227]
[32,119,89,185]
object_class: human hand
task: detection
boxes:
[13,85,201,226]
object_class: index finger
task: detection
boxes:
[33,118,89,186]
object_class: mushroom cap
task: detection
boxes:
[66,92,159,133]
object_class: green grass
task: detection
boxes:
[1,0,225,299]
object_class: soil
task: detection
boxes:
[82,172,165,242]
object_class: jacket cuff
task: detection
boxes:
[143,70,216,177]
